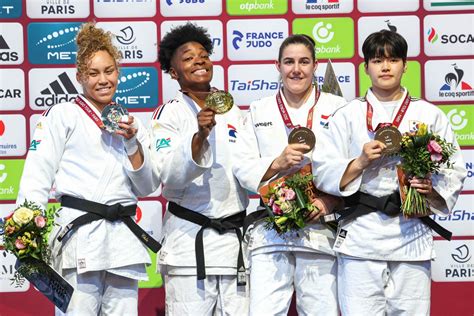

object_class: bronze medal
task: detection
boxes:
[288,127,316,153]
[205,90,234,114]
[374,126,402,155]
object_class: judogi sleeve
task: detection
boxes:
[427,106,466,215]
[16,108,67,209]
[149,102,212,190]
[233,108,275,194]
[123,116,162,197]
[312,105,362,196]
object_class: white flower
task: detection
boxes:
[12,207,34,225]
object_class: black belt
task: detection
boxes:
[57,195,162,252]
[341,191,452,240]
[168,202,246,285]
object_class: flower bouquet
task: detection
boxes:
[259,164,321,234]
[1,201,73,312]
[398,123,456,217]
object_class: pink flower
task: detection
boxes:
[34,216,46,228]
[284,189,296,201]
[431,153,442,162]
[427,140,442,154]
[268,197,274,207]
[15,239,26,250]
[272,203,283,215]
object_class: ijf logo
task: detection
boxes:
[358,0,418,12]
[439,64,473,97]
[96,22,158,63]
[27,22,81,64]
[114,67,158,109]
[166,0,206,4]
[227,19,287,61]
[357,16,420,58]
[160,0,221,17]
[29,68,80,109]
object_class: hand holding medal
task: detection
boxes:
[205,89,234,114]
[366,92,411,155]
[101,102,130,133]
[277,85,319,154]
[374,124,402,155]
[288,127,316,154]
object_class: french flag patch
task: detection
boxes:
[320,114,330,128]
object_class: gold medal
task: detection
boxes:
[288,127,316,153]
[374,126,402,155]
[205,90,234,114]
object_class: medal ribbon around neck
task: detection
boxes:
[276,85,320,130]
[366,91,411,133]
[74,96,105,129]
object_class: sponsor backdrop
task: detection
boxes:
[0,0,473,315]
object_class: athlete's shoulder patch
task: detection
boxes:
[356,96,366,102]
[152,99,179,121]
[410,96,421,102]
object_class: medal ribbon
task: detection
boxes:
[74,96,105,129]
[276,85,320,130]
[366,92,411,133]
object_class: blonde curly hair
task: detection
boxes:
[76,22,121,78]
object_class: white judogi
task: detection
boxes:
[233,87,346,315]
[150,91,249,315]
[16,95,160,315]
[313,88,467,315]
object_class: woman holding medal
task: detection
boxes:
[233,34,346,315]
[312,30,466,315]
[151,23,249,315]
[16,22,160,315]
